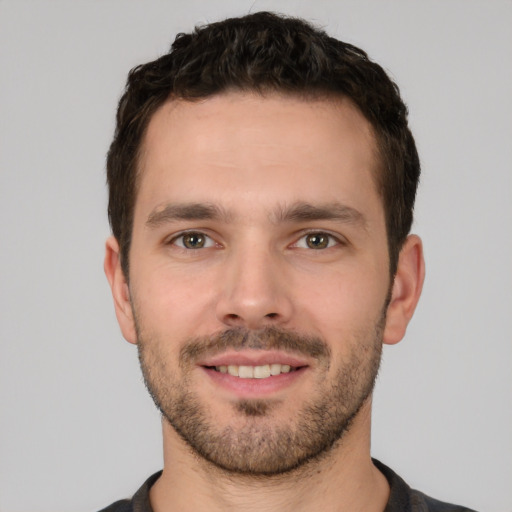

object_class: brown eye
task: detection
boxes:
[175,232,212,249]
[183,233,205,248]
[305,233,330,249]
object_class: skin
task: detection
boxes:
[105,92,425,512]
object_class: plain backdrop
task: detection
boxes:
[0,1,511,511]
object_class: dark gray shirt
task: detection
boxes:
[98,459,477,512]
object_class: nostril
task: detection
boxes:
[265,313,278,319]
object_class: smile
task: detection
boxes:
[211,364,297,379]
[198,350,310,396]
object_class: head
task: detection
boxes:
[104,12,425,476]
[107,11,420,279]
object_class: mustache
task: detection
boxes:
[179,326,331,365]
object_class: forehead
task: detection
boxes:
[136,92,381,221]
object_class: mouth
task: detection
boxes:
[205,363,301,379]
[198,352,310,397]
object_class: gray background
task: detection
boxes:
[0,1,511,511]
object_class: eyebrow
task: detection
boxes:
[146,202,232,227]
[146,201,366,228]
[273,201,367,227]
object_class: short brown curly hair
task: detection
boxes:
[107,11,420,277]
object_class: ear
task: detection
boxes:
[383,234,425,345]
[104,236,137,344]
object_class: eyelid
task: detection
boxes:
[291,230,346,249]
[164,229,345,250]
[166,230,217,249]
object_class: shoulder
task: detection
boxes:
[409,490,478,512]
[373,459,478,512]
[96,471,162,512]
[97,499,133,512]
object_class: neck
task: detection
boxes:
[149,400,389,512]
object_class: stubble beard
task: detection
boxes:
[135,316,385,476]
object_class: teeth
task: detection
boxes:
[238,365,254,378]
[253,364,270,379]
[215,363,294,378]
[227,365,238,377]
[270,363,282,375]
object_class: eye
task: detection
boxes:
[294,232,340,250]
[171,232,215,249]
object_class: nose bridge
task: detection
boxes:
[216,237,292,328]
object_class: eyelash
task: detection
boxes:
[168,231,216,250]
[167,230,344,251]
[292,231,344,250]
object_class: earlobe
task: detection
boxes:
[104,236,138,344]
[383,235,425,345]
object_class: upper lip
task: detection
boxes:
[198,350,310,368]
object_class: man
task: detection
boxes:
[102,11,475,512]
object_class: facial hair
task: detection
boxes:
[136,318,385,476]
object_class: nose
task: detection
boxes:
[215,243,293,329]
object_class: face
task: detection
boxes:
[109,93,405,475]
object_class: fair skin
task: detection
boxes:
[105,93,424,512]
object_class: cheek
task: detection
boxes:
[295,266,388,344]
[131,263,219,339]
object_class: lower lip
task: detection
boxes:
[201,366,308,398]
